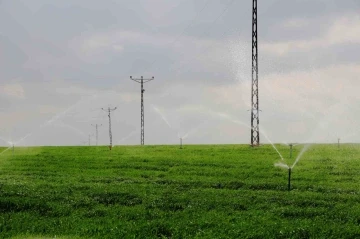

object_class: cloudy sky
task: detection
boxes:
[0,0,359,147]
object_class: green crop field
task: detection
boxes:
[1,144,360,238]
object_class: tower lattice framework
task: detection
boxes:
[251,0,260,146]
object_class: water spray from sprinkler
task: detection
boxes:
[151,104,172,129]
[180,119,212,142]
[275,144,311,191]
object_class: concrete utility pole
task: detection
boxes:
[91,124,102,146]
[130,76,154,145]
[102,107,117,150]
[250,0,260,146]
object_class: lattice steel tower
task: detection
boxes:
[251,0,260,146]
[130,76,154,145]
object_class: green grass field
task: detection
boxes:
[1,144,360,238]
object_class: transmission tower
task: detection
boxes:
[102,107,117,150]
[251,0,260,146]
[91,124,102,146]
[130,76,154,145]
[88,134,92,146]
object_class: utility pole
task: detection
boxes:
[130,76,154,145]
[251,0,260,146]
[102,107,117,150]
[91,124,102,146]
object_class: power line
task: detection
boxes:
[130,76,154,145]
[101,107,117,150]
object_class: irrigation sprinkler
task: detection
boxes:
[275,163,292,191]
[275,144,310,191]
[289,143,293,158]
[180,138,182,149]
[338,138,340,149]
[12,143,14,156]
[288,167,291,191]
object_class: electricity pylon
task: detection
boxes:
[91,124,102,146]
[130,76,154,145]
[102,107,117,150]
[88,134,92,146]
[251,0,260,146]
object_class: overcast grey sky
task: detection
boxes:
[0,0,360,146]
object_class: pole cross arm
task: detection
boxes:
[101,107,117,111]
[130,76,154,83]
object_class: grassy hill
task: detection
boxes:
[1,144,360,238]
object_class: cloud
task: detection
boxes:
[282,18,310,28]
[261,14,360,56]
[55,85,98,96]
[112,44,124,52]
[37,105,63,114]
[1,0,360,145]
[72,28,228,58]
[0,83,25,99]
[54,83,140,104]
[206,62,360,142]
[79,34,125,55]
